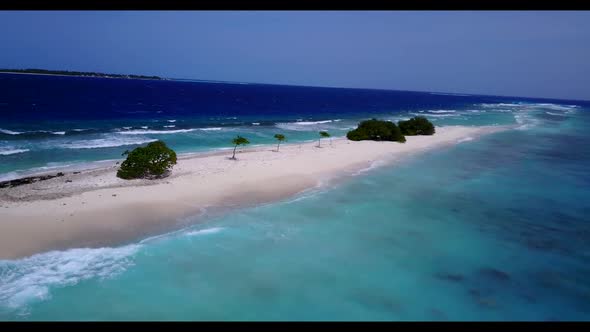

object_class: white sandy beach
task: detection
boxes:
[0,125,508,259]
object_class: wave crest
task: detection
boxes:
[184,227,225,237]
[58,137,158,149]
[0,245,140,311]
[0,148,30,156]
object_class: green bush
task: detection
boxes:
[346,119,406,143]
[398,116,435,135]
[116,141,177,180]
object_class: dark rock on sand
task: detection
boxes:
[0,171,69,188]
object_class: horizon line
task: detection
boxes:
[1,69,588,103]
[168,75,590,103]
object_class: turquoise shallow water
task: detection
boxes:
[1,103,589,320]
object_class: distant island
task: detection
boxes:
[0,68,163,80]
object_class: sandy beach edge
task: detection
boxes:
[0,125,512,260]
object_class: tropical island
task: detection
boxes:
[0,118,508,259]
[0,68,163,80]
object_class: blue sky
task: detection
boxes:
[1,11,589,100]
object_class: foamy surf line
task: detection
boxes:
[0,223,229,310]
[0,129,66,136]
[0,149,30,156]
[184,227,225,237]
[58,137,159,149]
[0,244,141,311]
[117,127,223,134]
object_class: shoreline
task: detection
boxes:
[0,125,510,260]
[0,71,166,81]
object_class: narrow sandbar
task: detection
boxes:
[0,125,509,259]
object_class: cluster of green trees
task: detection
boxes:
[117,131,322,179]
[116,141,177,180]
[0,68,162,80]
[346,116,435,143]
[398,116,436,135]
[346,119,406,142]
[116,117,434,180]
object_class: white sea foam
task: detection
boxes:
[164,125,176,128]
[0,128,23,135]
[0,245,140,310]
[1,129,67,136]
[199,127,223,131]
[410,112,459,118]
[545,111,568,117]
[277,185,325,206]
[0,172,20,182]
[252,122,260,126]
[480,103,522,108]
[386,117,411,122]
[184,227,225,237]
[293,119,341,125]
[0,148,29,156]
[167,120,176,123]
[276,119,342,131]
[0,148,30,156]
[118,129,198,135]
[427,110,456,114]
[479,102,578,113]
[58,137,158,149]
[27,130,67,135]
[534,103,578,111]
[514,113,541,130]
[457,137,474,144]
[352,159,388,176]
[140,126,148,129]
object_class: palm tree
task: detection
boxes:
[318,131,330,147]
[231,135,250,159]
[274,134,286,152]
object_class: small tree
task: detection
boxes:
[231,135,250,159]
[318,131,330,147]
[117,141,177,180]
[274,133,286,152]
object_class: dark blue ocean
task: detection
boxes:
[1,73,589,320]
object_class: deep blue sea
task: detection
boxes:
[1,73,589,320]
